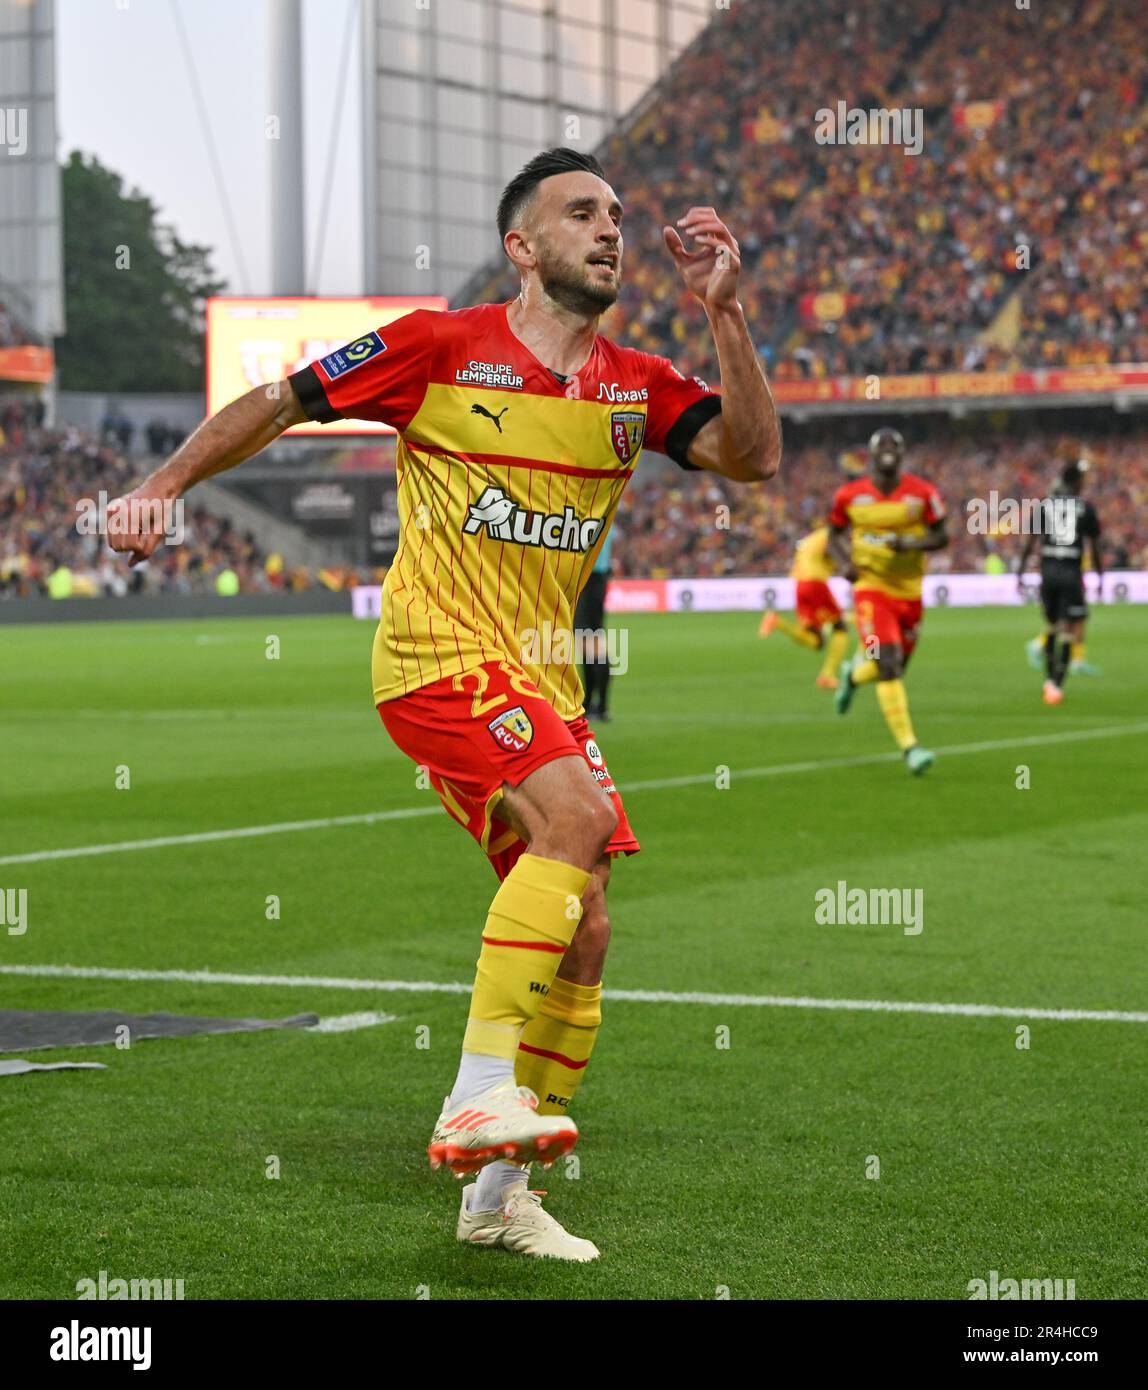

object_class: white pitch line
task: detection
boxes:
[1,963,1144,1025]
[3,720,1146,869]
[307,1011,399,1033]
[0,806,441,866]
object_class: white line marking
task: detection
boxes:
[3,720,1145,868]
[308,1011,399,1033]
[0,807,441,866]
[1,964,1143,1025]
[0,963,470,994]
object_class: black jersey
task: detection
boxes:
[1038,495,1100,576]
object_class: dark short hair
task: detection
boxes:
[1060,459,1088,491]
[497,147,607,244]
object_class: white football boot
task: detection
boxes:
[457,1184,600,1262]
[428,1079,578,1177]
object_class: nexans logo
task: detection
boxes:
[463,486,603,553]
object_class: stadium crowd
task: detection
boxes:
[0,406,359,598]
[2,393,1142,597]
[465,0,1148,382]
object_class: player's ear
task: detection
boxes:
[503,228,535,274]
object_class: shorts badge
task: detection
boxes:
[488,705,534,752]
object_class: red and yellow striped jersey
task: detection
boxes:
[828,472,945,599]
[290,302,720,718]
[790,526,835,582]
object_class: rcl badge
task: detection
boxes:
[611,411,645,463]
[488,705,534,752]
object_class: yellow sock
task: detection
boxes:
[851,658,880,685]
[876,678,917,752]
[463,853,589,1061]
[774,615,821,650]
[1072,642,1085,663]
[516,976,602,1116]
[819,628,848,679]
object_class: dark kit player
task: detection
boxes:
[1018,460,1103,706]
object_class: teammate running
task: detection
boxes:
[828,427,948,775]
[758,525,849,689]
[1018,460,1103,706]
[105,148,781,1261]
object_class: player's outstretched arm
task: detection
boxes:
[1018,534,1038,593]
[1090,531,1104,600]
[827,523,856,581]
[891,519,949,554]
[663,207,780,482]
[106,381,307,566]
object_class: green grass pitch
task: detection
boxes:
[1,605,1146,1300]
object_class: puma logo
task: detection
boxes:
[471,403,509,434]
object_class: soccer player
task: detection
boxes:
[1018,460,1103,705]
[105,148,781,1260]
[827,427,948,775]
[574,524,613,721]
[758,524,849,688]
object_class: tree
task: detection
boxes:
[56,151,227,391]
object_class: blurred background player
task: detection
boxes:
[828,428,948,775]
[1018,460,1104,706]
[575,525,614,722]
[758,524,849,689]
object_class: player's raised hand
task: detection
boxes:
[663,207,741,309]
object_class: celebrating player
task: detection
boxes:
[1018,459,1103,705]
[758,524,849,689]
[827,428,948,774]
[105,148,781,1261]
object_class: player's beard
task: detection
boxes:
[537,244,619,317]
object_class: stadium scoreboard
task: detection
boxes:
[206,296,447,437]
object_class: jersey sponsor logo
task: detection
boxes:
[319,331,387,379]
[463,485,604,553]
[611,410,646,463]
[596,381,649,403]
[454,360,524,389]
[470,402,509,433]
[488,705,534,752]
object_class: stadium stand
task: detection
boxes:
[459,0,1148,381]
[0,409,365,598]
